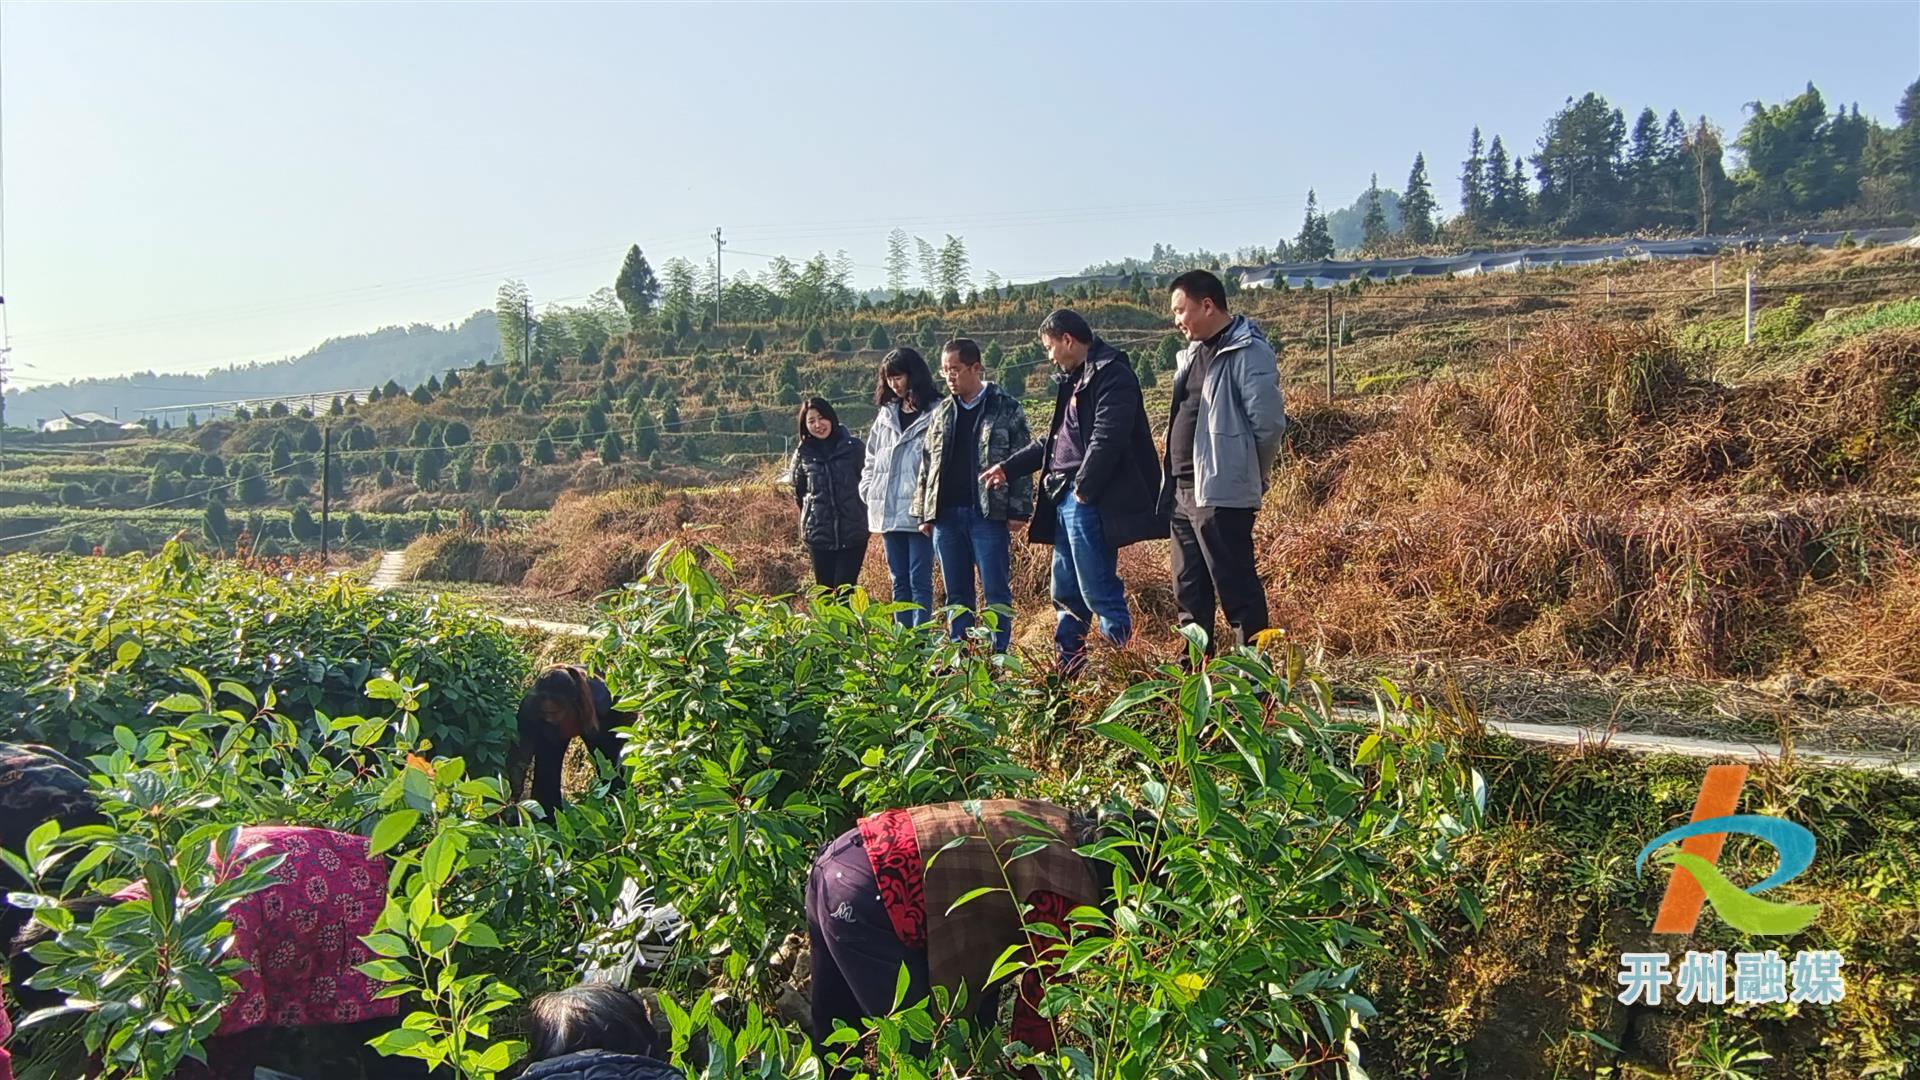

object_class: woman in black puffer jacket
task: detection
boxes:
[788,397,869,590]
[519,983,682,1080]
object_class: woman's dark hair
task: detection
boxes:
[874,348,940,411]
[1,743,106,947]
[8,894,116,1013]
[796,397,841,445]
[1068,805,1165,907]
[509,666,604,814]
[527,981,660,1061]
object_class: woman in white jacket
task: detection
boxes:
[859,348,943,628]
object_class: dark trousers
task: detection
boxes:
[805,828,996,1062]
[807,828,926,1053]
[809,540,869,591]
[1169,488,1268,652]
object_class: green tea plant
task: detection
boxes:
[583,543,1038,993]
[3,544,1489,1080]
[0,541,530,770]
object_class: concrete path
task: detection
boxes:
[370,549,592,636]
[368,549,409,591]
[1480,717,1917,777]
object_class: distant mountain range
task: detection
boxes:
[6,312,500,427]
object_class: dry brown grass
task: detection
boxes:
[1263,321,1920,688]
[1799,551,1920,698]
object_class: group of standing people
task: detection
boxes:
[791,268,1288,669]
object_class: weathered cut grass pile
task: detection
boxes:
[1265,321,1920,689]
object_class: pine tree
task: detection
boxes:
[1402,153,1437,244]
[1460,128,1489,227]
[1486,136,1513,226]
[290,505,319,542]
[867,324,891,350]
[533,433,556,464]
[1361,174,1390,251]
[1533,92,1627,233]
[745,329,766,355]
[776,357,802,406]
[1135,354,1158,389]
[413,447,444,490]
[1158,332,1183,371]
[411,383,434,406]
[1294,190,1335,261]
[239,462,269,504]
[1626,107,1665,228]
[615,245,661,325]
[999,361,1026,399]
[202,497,231,549]
[803,324,827,352]
[443,370,462,391]
[1660,110,1692,224]
[1510,154,1530,226]
[599,431,623,464]
[441,420,471,447]
[631,406,660,455]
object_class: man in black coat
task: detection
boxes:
[985,309,1166,674]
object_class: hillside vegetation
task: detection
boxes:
[399,247,1920,752]
[9,243,1917,559]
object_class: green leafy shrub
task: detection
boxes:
[0,542,531,769]
[1754,294,1813,343]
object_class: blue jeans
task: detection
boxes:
[1051,484,1131,671]
[881,530,936,628]
[931,504,1013,653]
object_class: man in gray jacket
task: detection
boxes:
[1157,269,1287,652]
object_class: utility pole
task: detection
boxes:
[319,425,332,563]
[712,227,725,327]
[1324,293,1336,402]
[0,348,8,475]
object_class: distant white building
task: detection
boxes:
[38,411,145,434]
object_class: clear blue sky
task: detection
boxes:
[3,1,1915,383]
